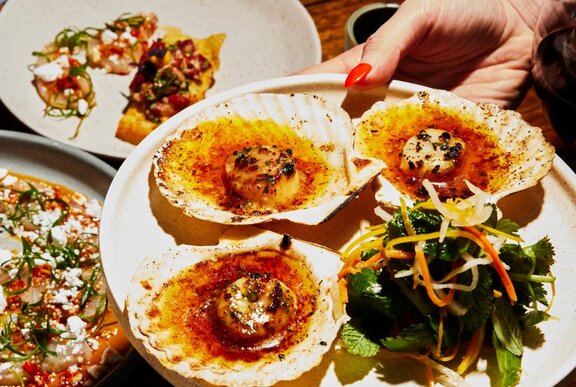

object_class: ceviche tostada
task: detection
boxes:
[338,180,555,386]
[30,12,224,143]
[0,168,130,385]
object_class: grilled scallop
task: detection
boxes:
[126,227,346,386]
[153,93,384,225]
[354,89,555,202]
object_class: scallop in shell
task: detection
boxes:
[126,227,346,387]
[153,93,384,225]
[354,89,555,203]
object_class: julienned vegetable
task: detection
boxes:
[338,180,555,386]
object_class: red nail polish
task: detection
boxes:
[344,63,372,87]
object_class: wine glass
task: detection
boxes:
[531,0,576,148]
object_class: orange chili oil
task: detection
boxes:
[146,250,318,363]
[356,103,511,199]
[155,116,331,215]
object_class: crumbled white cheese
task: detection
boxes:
[0,168,7,180]
[53,55,70,68]
[100,29,118,44]
[50,225,69,248]
[40,251,58,268]
[108,54,120,65]
[84,199,102,218]
[72,50,87,63]
[31,209,62,235]
[77,99,89,116]
[0,361,13,378]
[1,175,17,186]
[63,268,84,288]
[0,285,7,314]
[51,287,78,304]
[121,27,138,44]
[67,315,87,335]
[33,61,63,83]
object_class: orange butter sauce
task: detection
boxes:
[156,116,331,214]
[355,103,512,199]
[144,249,318,362]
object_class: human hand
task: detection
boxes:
[299,0,542,108]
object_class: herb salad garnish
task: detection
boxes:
[338,179,555,386]
[0,169,127,385]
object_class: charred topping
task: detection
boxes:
[280,234,292,250]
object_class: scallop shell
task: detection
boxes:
[354,89,555,203]
[153,93,384,225]
[126,227,346,387]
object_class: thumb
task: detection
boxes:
[349,3,425,88]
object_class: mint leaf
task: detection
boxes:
[380,322,434,352]
[341,322,380,357]
[347,269,400,319]
[492,298,523,356]
[457,265,494,331]
[492,333,522,387]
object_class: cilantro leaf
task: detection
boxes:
[521,309,551,327]
[495,218,520,236]
[525,237,555,274]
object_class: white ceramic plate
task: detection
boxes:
[0,0,320,159]
[99,74,576,386]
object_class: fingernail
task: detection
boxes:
[344,63,372,87]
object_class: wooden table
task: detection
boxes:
[0,1,574,385]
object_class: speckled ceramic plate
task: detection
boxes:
[0,129,146,385]
[99,74,576,386]
[0,0,320,159]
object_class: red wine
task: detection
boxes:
[532,26,576,148]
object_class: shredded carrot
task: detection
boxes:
[435,340,461,362]
[338,278,348,304]
[363,251,383,267]
[337,265,357,280]
[457,325,486,374]
[425,363,435,387]
[415,244,456,307]
[401,198,456,307]
[463,226,517,302]
[384,249,415,260]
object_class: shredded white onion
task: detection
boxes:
[422,179,493,228]
[374,205,394,222]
